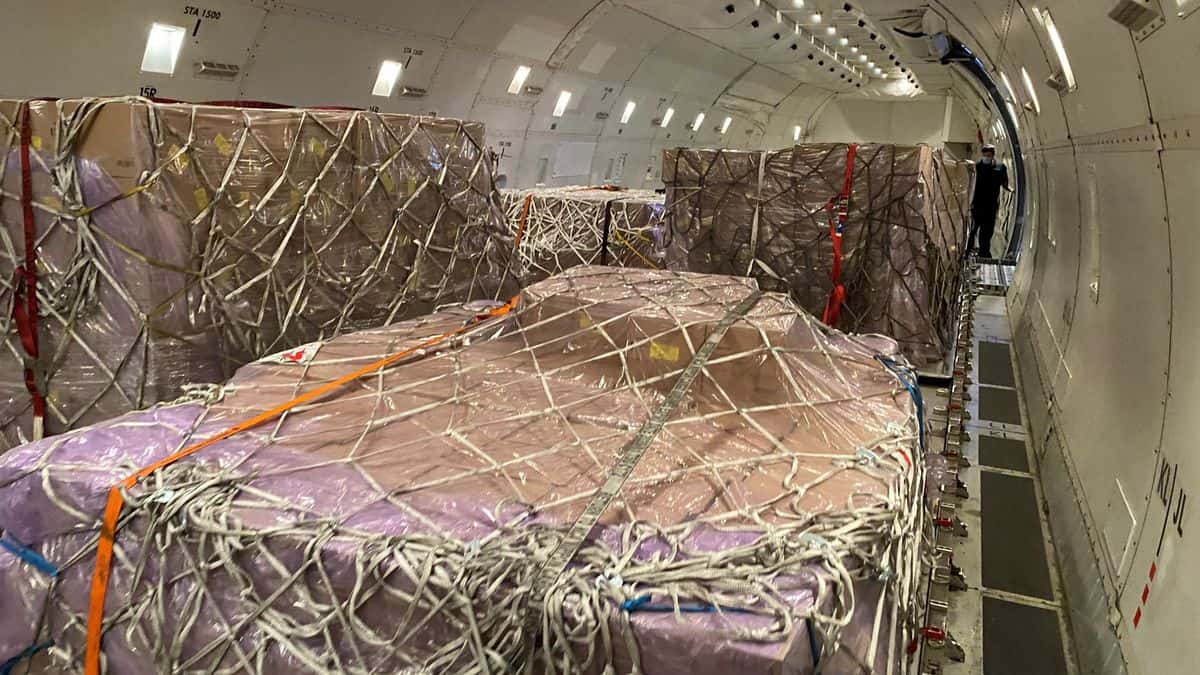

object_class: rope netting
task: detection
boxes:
[499,187,666,283]
[0,97,517,451]
[662,145,972,367]
[0,266,930,674]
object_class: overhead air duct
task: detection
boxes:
[1108,0,1163,31]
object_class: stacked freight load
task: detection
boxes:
[499,186,666,282]
[0,266,928,674]
[663,144,972,366]
[0,97,515,449]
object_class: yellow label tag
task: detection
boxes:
[579,314,593,329]
[213,133,233,157]
[193,187,210,210]
[168,145,190,174]
[379,170,394,194]
[406,176,417,195]
[308,137,327,159]
[289,188,303,209]
[236,190,253,216]
[30,135,42,151]
[648,341,680,362]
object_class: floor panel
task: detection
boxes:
[983,596,1069,674]
[979,436,1030,473]
[978,386,1022,425]
[981,470,1055,600]
[978,341,1016,388]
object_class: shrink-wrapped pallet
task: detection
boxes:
[0,98,515,449]
[663,144,971,366]
[0,266,929,675]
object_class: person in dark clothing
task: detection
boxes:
[969,144,1012,259]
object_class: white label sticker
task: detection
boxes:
[258,341,323,365]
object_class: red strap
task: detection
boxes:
[821,144,858,326]
[906,626,948,653]
[13,102,45,422]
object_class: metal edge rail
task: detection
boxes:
[914,270,980,673]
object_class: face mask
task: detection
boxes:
[980,156,995,165]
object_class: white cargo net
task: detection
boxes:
[0,266,928,675]
[500,187,666,283]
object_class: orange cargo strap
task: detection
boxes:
[513,193,533,249]
[83,298,519,675]
[12,101,46,439]
[821,144,858,327]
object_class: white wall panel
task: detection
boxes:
[452,0,596,58]
[1115,147,1200,673]
[280,0,474,39]
[811,97,952,145]
[0,0,266,101]
[1055,152,1169,590]
[1037,0,1150,136]
[1128,9,1200,121]
[240,11,444,111]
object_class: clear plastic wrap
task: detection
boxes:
[0,98,517,449]
[0,266,928,674]
[499,186,667,282]
[663,144,972,366]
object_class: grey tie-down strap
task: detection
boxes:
[519,289,766,661]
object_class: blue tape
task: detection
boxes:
[876,355,925,450]
[0,640,53,675]
[0,537,59,578]
[620,594,753,614]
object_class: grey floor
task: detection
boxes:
[939,294,1076,675]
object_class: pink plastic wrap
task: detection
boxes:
[0,266,927,674]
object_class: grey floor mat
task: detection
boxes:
[983,597,1068,674]
[981,471,1054,600]
[979,435,1030,473]
[979,386,1022,425]
[979,341,1016,388]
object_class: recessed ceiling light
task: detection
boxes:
[620,100,636,124]
[371,60,404,97]
[507,65,531,95]
[661,107,675,127]
[141,23,186,75]
[1021,67,1042,114]
[1043,11,1076,89]
[552,90,572,117]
